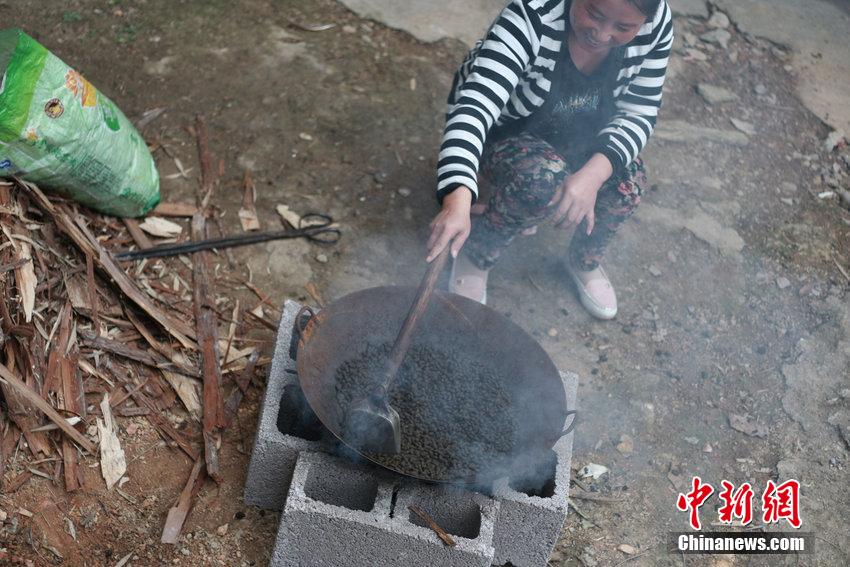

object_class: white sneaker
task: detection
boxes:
[449,252,488,305]
[565,260,617,320]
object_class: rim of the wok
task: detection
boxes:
[296,285,569,485]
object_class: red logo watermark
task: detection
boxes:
[676,476,714,530]
[762,479,802,529]
[718,480,754,526]
[676,478,801,530]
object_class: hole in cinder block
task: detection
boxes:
[277,384,323,441]
[288,312,311,360]
[303,463,379,512]
[389,486,400,518]
[408,493,481,540]
[508,450,557,498]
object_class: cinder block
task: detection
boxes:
[490,371,578,567]
[272,451,499,567]
[244,300,333,510]
[246,300,580,567]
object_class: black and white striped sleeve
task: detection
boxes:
[595,1,673,170]
[436,1,540,203]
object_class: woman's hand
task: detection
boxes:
[550,153,613,235]
[427,187,473,262]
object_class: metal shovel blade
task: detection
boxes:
[343,395,402,454]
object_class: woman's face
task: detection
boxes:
[569,0,648,53]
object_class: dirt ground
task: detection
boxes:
[3,0,850,565]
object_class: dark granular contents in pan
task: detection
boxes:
[334,342,517,480]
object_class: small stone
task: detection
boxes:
[684,436,699,445]
[180,548,191,556]
[580,463,609,479]
[298,132,313,141]
[700,29,731,50]
[703,442,713,453]
[667,251,677,263]
[342,25,356,34]
[579,549,598,567]
[397,188,411,197]
[617,544,638,555]
[682,32,698,46]
[707,11,730,29]
[776,277,791,289]
[824,130,846,152]
[547,328,558,338]
[754,84,768,95]
[216,524,229,536]
[648,264,662,277]
[730,118,755,135]
[87,425,98,437]
[126,423,140,435]
[729,413,768,438]
[315,254,328,264]
[780,198,794,206]
[771,46,789,59]
[797,282,815,296]
[616,434,634,454]
[696,83,738,105]
[0,509,6,522]
[684,48,708,62]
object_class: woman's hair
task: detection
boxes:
[627,0,662,18]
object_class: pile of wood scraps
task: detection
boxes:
[0,116,277,559]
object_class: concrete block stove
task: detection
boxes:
[245,300,578,567]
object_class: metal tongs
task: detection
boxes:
[113,213,340,261]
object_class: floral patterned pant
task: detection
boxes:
[463,133,648,271]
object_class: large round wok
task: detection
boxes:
[296,286,575,486]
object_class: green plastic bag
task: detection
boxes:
[0,29,159,217]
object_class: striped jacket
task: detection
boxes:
[437,0,673,202]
